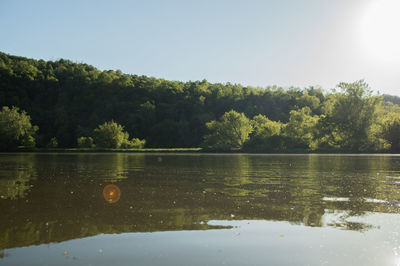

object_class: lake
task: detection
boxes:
[0,153,400,266]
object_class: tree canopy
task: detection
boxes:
[92,121,145,149]
[1,51,400,152]
[317,81,380,151]
[202,110,253,151]
[0,106,38,150]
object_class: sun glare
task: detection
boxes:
[361,0,400,63]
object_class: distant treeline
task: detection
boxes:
[1,51,400,152]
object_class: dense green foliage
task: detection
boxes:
[243,114,283,152]
[202,110,253,151]
[92,121,144,149]
[0,52,320,149]
[77,136,94,148]
[207,81,400,152]
[46,137,58,148]
[93,121,129,148]
[317,81,379,151]
[0,106,38,150]
[1,51,400,152]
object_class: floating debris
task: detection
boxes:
[63,251,68,256]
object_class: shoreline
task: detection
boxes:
[0,148,397,155]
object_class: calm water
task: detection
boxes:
[1,153,400,266]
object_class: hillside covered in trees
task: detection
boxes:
[1,51,400,152]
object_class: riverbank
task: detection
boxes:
[6,147,202,153]
[2,147,394,154]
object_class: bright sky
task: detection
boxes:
[1,0,399,95]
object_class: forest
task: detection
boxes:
[1,51,400,152]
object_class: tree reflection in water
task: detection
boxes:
[0,153,399,251]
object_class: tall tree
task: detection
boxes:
[317,81,381,151]
[0,106,38,150]
[285,107,319,149]
[202,110,253,151]
[243,114,283,152]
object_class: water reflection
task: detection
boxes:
[0,154,36,200]
[0,153,399,251]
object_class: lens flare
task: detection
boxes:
[102,184,121,203]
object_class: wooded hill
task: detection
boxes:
[1,51,400,152]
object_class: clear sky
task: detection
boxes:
[1,0,399,95]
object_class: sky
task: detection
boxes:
[1,0,400,95]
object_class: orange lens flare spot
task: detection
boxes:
[102,184,121,203]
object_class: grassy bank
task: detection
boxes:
[5,148,393,154]
[10,147,202,153]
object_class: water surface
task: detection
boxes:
[0,153,400,265]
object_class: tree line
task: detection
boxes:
[0,106,145,150]
[1,51,400,152]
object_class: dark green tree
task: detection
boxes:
[120,138,146,149]
[243,114,283,152]
[317,81,380,151]
[77,136,95,148]
[93,121,130,148]
[93,120,145,149]
[0,106,38,150]
[47,137,58,148]
[372,111,400,152]
[284,107,319,149]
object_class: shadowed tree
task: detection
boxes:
[77,136,95,148]
[375,112,400,152]
[243,114,283,152]
[0,106,38,150]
